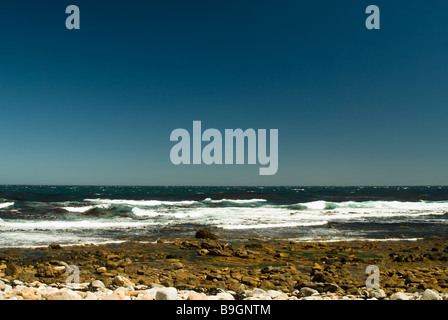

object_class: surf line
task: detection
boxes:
[170,121,278,175]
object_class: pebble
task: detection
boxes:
[0,276,446,301]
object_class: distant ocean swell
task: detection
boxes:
[0,186,447,247]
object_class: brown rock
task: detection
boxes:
[5,262,22,278]
[195,229,220,240]
[112,275,134,288]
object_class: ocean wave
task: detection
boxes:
[292,200,448,211]
[85,199,197,206]
[0,202,14,209]
[203,198,267,204]
[0,219,159,230]
[62,204,110,213]
[131,207,161,217]
[219,221,328,230]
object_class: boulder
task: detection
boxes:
[422,289,442,300]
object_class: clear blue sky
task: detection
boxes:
[0,0,447,186]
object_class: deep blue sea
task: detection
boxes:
[0,185,447,247]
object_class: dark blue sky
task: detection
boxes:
[0,0,447,186]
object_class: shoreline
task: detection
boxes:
[0,235,447,300]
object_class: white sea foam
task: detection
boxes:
[0,202,14,209]
[62,204,110,213]
[63,206,96,213]
[289,237,424,243]
[203,198,267,204]
[0,219,159,230]
[219,221,328,230]
[131,207,161,217]
[295,200,448,211]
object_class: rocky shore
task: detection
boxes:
[1,233,447,300]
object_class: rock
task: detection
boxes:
[96,267,107,274]
[252,288,267,295]
[155,287,178,300]
[267,290,288,300]
[187,292,208,300]
[259,280,276,291]
[299,287,319,297]
[312,263,323,272]
[46,290,82,300]
[390,292,409,300]
[12,280,23,286]
[0,280,7,291]
[90,280,106,290]
[241,276,258,287]
[84,292,99,300]
[5,262,22,278]
[48,244,63,250]
[195,229,220,240]
[18,287,41,300]
[422,289,442,300]
[169,262,185,270]
[208,249,233,257]
[198,249,209,256]
[112,275,134,288]
[101,293,123,300]
[369,289,387,299]
[216,292,235,300]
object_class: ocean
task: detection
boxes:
[0,185,447,248]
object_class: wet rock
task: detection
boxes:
[208,249,233,257]
[5,262,22,278]
[259,280,276,291]
[48,244,63,250]
[198,249,209,256]
[195,229,220,240]
[241,276,258,287]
